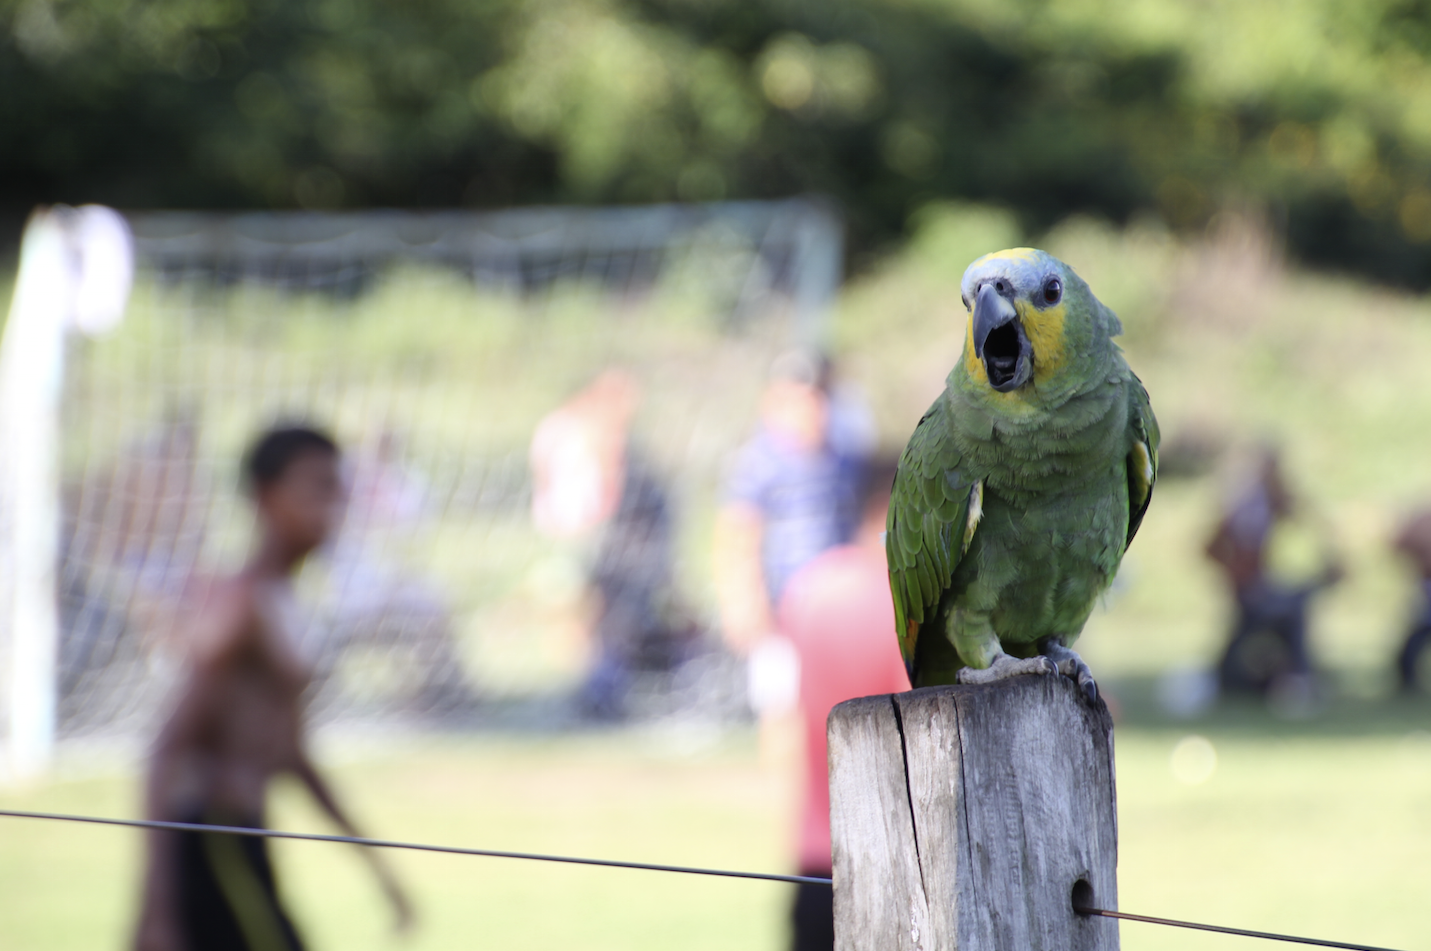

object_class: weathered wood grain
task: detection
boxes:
[829,675,1118,951]
[828,694,931,951]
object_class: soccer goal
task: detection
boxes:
[0,199,842,778]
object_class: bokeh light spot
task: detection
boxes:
[1170,734,1217,785]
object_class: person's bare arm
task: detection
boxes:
[713,503,772,654]
[1392,515,1431,581]
[291,752,414,932]
[1204,516,1233,567]
[1394,516,1429,565]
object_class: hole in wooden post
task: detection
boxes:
[1071,878,1095,916]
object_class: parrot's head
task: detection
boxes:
[958,248,1122,396]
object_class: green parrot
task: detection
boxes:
[887,247,1159,699]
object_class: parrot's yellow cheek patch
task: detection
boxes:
[1017,299,1067,381]
[962,319,989,384]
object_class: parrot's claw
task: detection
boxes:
[1039,640,1099,703]
[957,653,1057,686]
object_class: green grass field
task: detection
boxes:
[2,705,1431,951]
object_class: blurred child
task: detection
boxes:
[1393,509,1431,692]
[133,426,411,951]
[776,457,910,951]
[713,350,865,657]
[1205,445,1341,699]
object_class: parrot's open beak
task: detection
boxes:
[972,283,1032,392]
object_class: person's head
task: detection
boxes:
[855,456,901,545]
[761,349,830,451]
[587,369,641,420]
[242,425,343,560]
[1254,442,1292,516]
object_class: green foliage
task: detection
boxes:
[901,202,1023,287]
[11,0,1431,282]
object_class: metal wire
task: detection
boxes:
[0,807,1412,949]
[0,808,833,886]
[1076,905,1410,951]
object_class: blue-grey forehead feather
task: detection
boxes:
[959,248,1062,301]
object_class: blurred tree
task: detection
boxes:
[8,0,1431,285]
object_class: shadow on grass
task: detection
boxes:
[1104,670,1431,740]
[334,669,1431,745]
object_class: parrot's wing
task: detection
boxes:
[886,398,981,672]
[1124,374,1160,550]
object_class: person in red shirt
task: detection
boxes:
[777,457,910,951]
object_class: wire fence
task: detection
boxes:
[0,808,829,886]
[0,807,1412,951]
[1072,905,1410,951]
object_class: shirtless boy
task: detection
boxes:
[133,426,412,951]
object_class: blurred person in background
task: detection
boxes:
[1205,445,1342,702]
[1392,509,1431,692]
[712,350,868,716]
[776,457,910,951]
[134,426,411,951]
[819,354,879,467]
[320,428,474,714]
[530,370,697,719]
[711,350,867,652]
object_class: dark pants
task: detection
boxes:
[175,811,306,951]
[791,877,834,951]
[1217,582,1317,694]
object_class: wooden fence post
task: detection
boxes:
[828,674,1118,950]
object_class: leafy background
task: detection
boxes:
[12,0,1431,285]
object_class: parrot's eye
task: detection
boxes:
[1042,277,1062,306]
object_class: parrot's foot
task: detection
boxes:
[956,652,1057,686]
[1039,640,1099,704]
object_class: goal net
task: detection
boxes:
[0,200,842,771]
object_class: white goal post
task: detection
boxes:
[0,205,134,781]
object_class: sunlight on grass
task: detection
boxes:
[1117,722,1431,950]
[2,724,1431,949]
[0,735,792,951]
